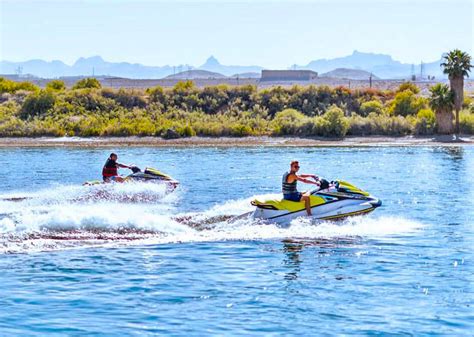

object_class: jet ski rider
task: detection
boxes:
[102,153,132,183]
[282,160,320,216]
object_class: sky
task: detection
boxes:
[0,0,472,68]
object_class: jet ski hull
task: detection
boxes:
[83,167,179,191]
[252,197,381,224]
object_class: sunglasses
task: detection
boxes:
[293,165,300,168]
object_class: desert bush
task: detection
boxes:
[389,90,426,116]
[359,100,385,116]
[396,82,420,94]
[348,113,413,136]
[321,105,349,137]
[198,85,229,114]
[0,77,39,94]
[72,78,102,89]
[19,90,56,120]
[460,111,474,134]
[146,85,167,107]
[414,108,436,135]
[46,80,66,91]
[101,88,147,109]
[271,109,308,135]
[64,89,117,112]
[258,86,290,116]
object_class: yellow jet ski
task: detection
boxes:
[251,179,381,224]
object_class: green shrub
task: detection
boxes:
[359,100,385,116]
[414,108,436,135]
[72,78,102,89]
[0,77,39,94]
[101,88,146,109]
[147,85,167,107]
[19,91,56,120]
[45,80,66,91]
[396,82,420,94]
[271,109,308,135]
[322,105,349,137]
[348,113,413,136]
[460,111,474,134]
[64,89,117,112]
[258,86,290,116]
[389,90,426,116]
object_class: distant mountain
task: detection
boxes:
[298,50,444,79]
[0,51,446,80]
[198,56,263,76]
[165,70,226,80]
[0,56,177,79]
[320,68,380,80]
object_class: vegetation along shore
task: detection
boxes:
[1,50,472,139]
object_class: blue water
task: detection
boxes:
[0,146,472,336]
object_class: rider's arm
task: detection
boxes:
[299,174,318,179]
[295,175,319,185]
[117,162,131,169]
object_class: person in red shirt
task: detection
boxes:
[102,153,132,182]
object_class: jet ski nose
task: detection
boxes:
[369,198,382,208]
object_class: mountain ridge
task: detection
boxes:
[0,51,446,79]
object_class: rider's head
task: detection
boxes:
[110,153,118,161]
[290,160,300,172]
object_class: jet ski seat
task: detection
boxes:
[251,195,327,211]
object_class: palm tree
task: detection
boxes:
[429,83,455,134]
[441,49,472,134]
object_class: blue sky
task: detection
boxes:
[1,0,472,67]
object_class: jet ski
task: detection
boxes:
[83,166,179,191]
[251,179,381,224]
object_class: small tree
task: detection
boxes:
[429,83,454,134]
[441,49,472,134]
[72,78,102,89]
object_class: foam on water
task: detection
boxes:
[0,185,424,253]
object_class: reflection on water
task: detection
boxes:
[282,240,303,280]
[437,146,464,161]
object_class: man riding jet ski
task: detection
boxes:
[281,160,320,216]
[83,153,179,191]
[251,160,381,224]
[102,153,132,183]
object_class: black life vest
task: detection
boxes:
[282,172,297,194]
[102,158,118,177]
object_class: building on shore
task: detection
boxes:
[260,70,318,82]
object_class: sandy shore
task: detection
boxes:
[0,136,472,147]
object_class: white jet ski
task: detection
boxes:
[251,179,381,225]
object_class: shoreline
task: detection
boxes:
[0,135,473,147]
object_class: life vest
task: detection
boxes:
[282,172,297,194]
[102,158,118,177]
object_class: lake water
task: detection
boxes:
[0,145,472,336]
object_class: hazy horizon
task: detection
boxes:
[1,0,472,68]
